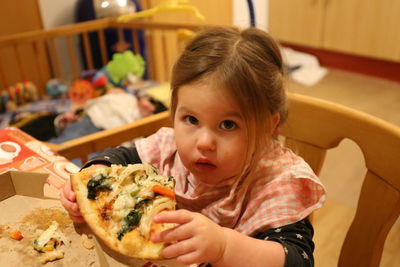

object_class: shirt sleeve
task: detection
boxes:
[253,218,315,267]
[81,146,142,169]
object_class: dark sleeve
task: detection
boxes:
[253,219,315,267]
[82,146,142,169]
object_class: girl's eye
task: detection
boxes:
[184,115,198,125]
[220,120,237,130]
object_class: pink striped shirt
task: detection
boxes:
[135,127,326,236]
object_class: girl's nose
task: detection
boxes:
[196,130,216,151]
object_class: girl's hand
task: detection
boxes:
[60,179,85,223]
[151,209,228,265]
[60,164,108,223]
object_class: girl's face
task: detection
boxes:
[174,79,248,185]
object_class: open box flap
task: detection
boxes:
[0,171,48,201]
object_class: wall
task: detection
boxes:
[38,0,81,82]
[38,0,78,29]
[233,0,268,30]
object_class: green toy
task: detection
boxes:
[106,50,145,86]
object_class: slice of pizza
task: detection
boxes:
[71,163,176,260]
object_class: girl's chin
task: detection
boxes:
[193,173,235,185]
[196,178,218,185]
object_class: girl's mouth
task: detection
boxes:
[195,159,216,171]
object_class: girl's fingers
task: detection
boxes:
[162,238,196,259]
[176,251,202,266]
[62,180,76,202]
[152,221,193,243]
[60,193,81,215]
[68,213,85,224]
[153,209,193,224]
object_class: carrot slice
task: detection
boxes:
[9,231,23,241]
[152,185,175,199]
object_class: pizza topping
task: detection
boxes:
[138,196,175,239]
[116,198,152,240]
[117,209,142,240]
[135,198,150,209]
[101,199,115,220]
[112,192,136,220]
[32,221,69,264]
[9,230,24,240]
[152,185,175,199]
[87,173,113,200]
[33,221,69,252]
[33,221,59,251]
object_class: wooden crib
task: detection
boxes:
[0,18,201,163]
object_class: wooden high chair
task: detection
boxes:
[53,92,400,266]
[281,93,400,267]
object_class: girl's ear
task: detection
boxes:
[270,113,281,137]
[271,113,280,129]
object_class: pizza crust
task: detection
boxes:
[71,165,174,260]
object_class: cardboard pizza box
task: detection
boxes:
[0,171,195,267]
[0,128,81,191]
[0,170,101,267]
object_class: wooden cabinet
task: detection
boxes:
[268,0,400,62]
[0,0,44,89]
[269,0,324,48]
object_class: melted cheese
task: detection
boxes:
[138,196,175,239]
[33,220,69,265]
[94,162,175,239]
[33,221,59,251]
[112,191,136,220]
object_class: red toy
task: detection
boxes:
[68,80,94,105]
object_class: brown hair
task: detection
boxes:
[170,26,287,170]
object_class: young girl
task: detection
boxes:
[61,26,326,267]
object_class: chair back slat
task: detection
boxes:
[284,137,327,176]
[339,171,400,267]
[284,93,400,189]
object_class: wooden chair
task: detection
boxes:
[53,92,400,266]
[281,93,400,267]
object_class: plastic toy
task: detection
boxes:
[67,50,144,105]
[177,28,196,41]
[68,80,94,106]
[102,50,145,87]
[46,79,68,98]
[0,81,39,112]
[117,0,205,22]
[81,70,109,97]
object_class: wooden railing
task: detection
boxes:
[0,18,200,97]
